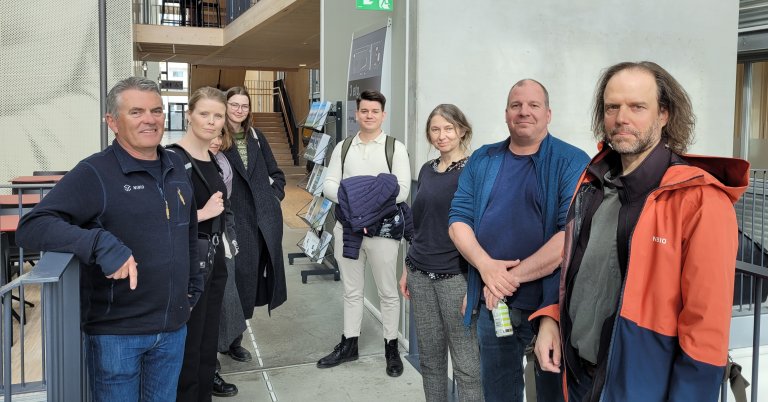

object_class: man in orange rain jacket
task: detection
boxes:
[532,61,749,402]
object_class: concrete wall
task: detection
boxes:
[0,0,133,183]
[410,1,739,167]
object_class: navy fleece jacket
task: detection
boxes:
[16,140,203,335]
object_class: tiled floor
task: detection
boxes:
[213,170,427,402]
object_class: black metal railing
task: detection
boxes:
[0,183,86,401]
[132,0,262,27]
[0,252,83,401]
[133,0,226,28]
[227,0,261,23]
[273,79,299,165]
[725,168,768,401]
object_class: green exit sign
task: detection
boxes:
[356,0,393,11]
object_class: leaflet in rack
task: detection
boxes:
[306,164,328,196]
[303,101,332,131]
[304,196,332,229]
[303,132,331,164]
[300,231,333,263]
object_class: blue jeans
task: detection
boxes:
[85,325,187,402]
[477,304,564,402]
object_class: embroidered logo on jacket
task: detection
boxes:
[124,184,145,192]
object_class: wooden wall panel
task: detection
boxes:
[189,66,246,92]
[285,69,311,126]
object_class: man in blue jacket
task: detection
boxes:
[16,77,202,401]
[448,79,589,402]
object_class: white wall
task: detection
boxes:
[0,0,133,182]
[411,1,739,167]
[320,0,739,342]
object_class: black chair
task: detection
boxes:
[161,0,190,26]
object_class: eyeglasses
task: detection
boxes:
[227,102,250,112]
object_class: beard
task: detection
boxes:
[604,119,661,155]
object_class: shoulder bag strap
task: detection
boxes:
[166,144,224,234]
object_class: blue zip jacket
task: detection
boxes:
[448,134,589,326]
[16,140,203,335]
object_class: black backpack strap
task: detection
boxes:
[340,135,395,175]
[166,144,224,234]
[385,136,395,173]
[340,136,354,177]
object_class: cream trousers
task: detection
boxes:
[333,223,401,341]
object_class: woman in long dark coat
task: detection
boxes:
[220,86,287,361]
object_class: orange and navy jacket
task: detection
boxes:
[532,143,749,402]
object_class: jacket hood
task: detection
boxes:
[592,141,750,204]
[672,154,750,203]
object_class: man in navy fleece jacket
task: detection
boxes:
[16,77,202,402]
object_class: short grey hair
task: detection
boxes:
[106,77,161,117]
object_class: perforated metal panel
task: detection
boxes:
[0,0,132,186]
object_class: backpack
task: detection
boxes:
[340,135,395,176]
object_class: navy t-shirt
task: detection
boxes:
[476,150,544,310]
[136,158,163,184]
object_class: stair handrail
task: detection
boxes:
[273,79,299,166]
[0,252,84,401]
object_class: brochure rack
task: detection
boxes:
[288,101,344,283]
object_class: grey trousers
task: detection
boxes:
[408,270,483,402]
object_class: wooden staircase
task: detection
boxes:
[251,112,295,168]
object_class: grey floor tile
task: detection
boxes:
[218,224,426,401]
[227,355,426,402]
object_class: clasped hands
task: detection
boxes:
[479,258,521,310]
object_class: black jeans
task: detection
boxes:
[177,245,228,402]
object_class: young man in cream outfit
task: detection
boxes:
[318,89,411,377]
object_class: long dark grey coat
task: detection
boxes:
[223,128,287,317]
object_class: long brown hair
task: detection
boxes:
[222,86,252,151]
[592,61,695,154]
